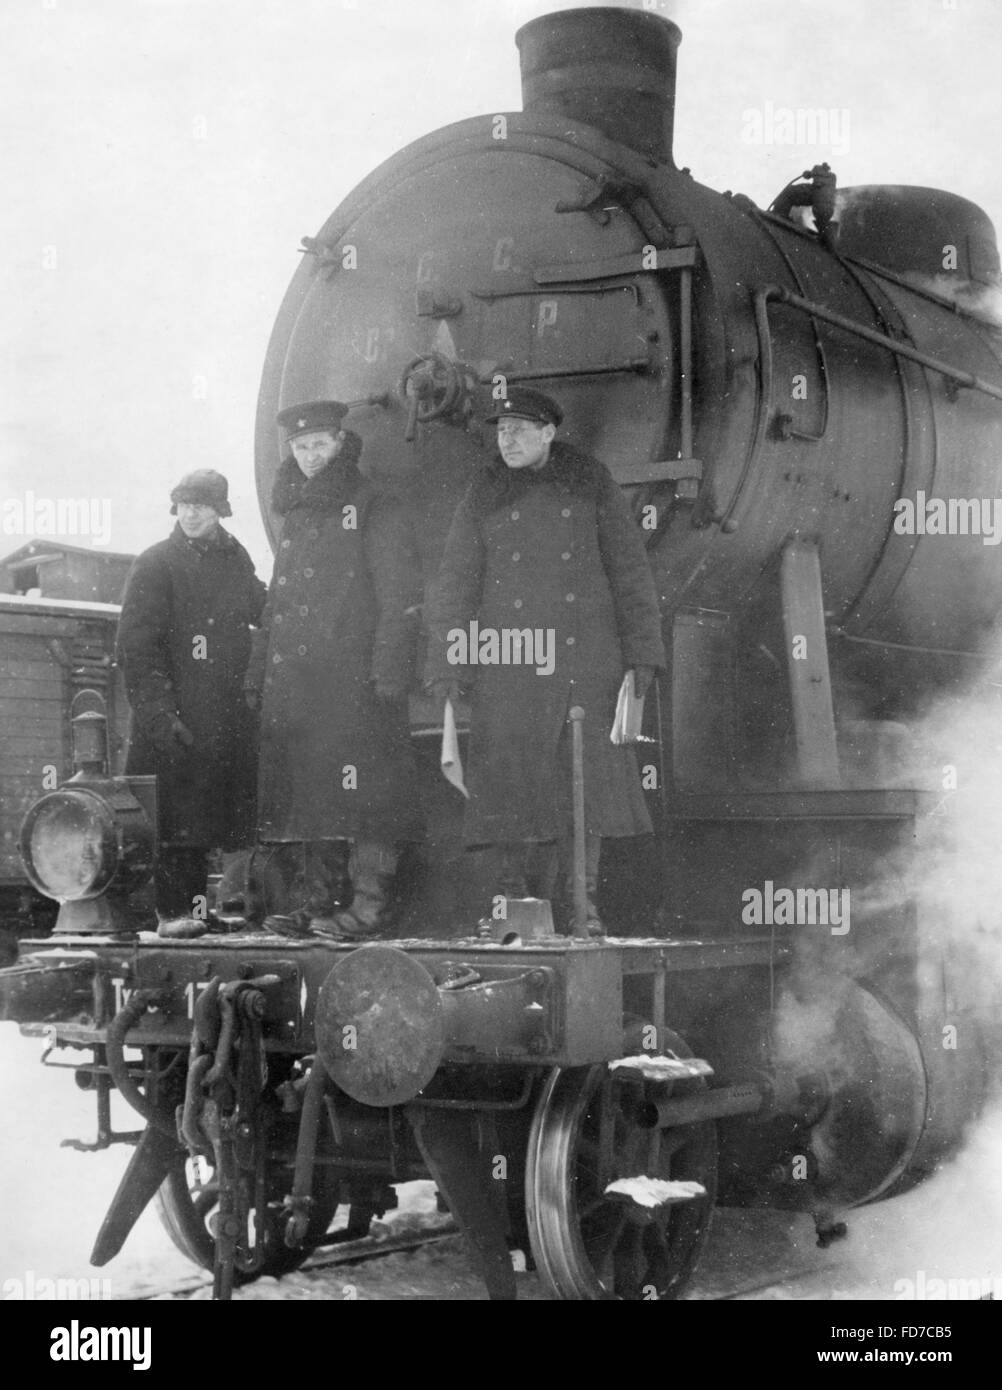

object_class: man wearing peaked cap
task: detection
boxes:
[118,471,266,937]
[426,386,665,936]
[276,400,349,437]
[245,399,424,940]
[484,386,564,428]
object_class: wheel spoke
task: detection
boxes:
[658,1127,688,1162]
[589,1207,630,1284]
[645,1125,662,1175]
[612,1223,647,1300]
[578,1193,609,1220]
[577,1135,602,1173]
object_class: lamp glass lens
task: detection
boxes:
[30,797,106,898]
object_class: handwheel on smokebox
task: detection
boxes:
[525,1039,717,1301]
[155,1154,341,1283]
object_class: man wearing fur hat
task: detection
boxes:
[117,469,266,936]
[425,388,666,935]
[247,401,423,938]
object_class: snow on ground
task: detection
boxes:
[2,1029,998,1301]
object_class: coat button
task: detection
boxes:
[565,636,575,646]
[275,613,283,623]
[511,510,520,520]
[514,599,523,610]
[512,552,520,561]
[281,539,290,549]
[566,593,575,602]
[298,645,307,656]
[561,551,571,561]
[273,653,282,664]
[304,567,314,578]
[278,576,287,586]
[300,605,309,617]
[561,508,571,517]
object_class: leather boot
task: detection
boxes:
[155,845,210,922]
[330,841,400,940]
[262,840,354,936]
[304,839,353,918]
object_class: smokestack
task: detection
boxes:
[516,6,682,165]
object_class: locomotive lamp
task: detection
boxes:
[18,691,155,935]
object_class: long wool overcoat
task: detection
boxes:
[117,524,266,848]
[425,442,667,845]
[250,436,423,844]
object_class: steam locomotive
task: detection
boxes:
[3,6,1001,1301]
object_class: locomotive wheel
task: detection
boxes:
[525,1059,717,1300]
[155,1155,339,1282]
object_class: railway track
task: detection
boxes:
[127,1223,841,1301]
[132,1223,461,1300]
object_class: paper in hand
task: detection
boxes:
[610,670,646,745]
[441,696,469,797]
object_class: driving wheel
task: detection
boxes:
[525,1049,717,1300]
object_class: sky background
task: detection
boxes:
[2,0,1001,576]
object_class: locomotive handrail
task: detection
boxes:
[715,288,783,533]
[533,244,698,283]
[751,286,828,443]
[757,205,1002,329]
[475,359,651,385]
[721,281,1002,534]
[763,284,1002,403]
[747,211,831,444]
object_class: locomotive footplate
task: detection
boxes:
[2,932,785,1070]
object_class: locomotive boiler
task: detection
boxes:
[3,6,1002,1301]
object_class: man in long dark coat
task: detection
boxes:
[425,388,666,934]
[117,470,266,935]
[247,400,423,937]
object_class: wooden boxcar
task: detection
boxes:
[0,548,131,941]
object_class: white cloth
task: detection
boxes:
[610,670,646,745]
[441,697,469,797]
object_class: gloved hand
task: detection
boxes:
[630,666,656,699]
[150,713,195,753]
[427,678,462,706]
